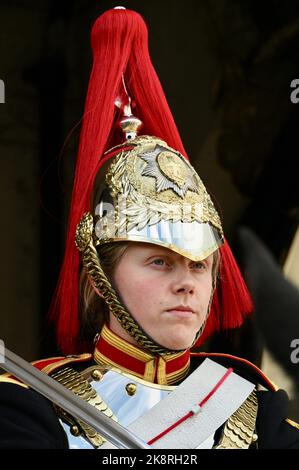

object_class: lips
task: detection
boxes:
[166,305,194,313]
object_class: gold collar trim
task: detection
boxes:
[93,324,190,385]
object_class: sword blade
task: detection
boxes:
[1,346,150,449]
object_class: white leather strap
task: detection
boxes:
[102,358,255,449]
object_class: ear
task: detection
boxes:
[89,277,105,300]
[96,289,105,300]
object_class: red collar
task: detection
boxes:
[93,325,190,385]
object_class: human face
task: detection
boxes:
[109,243,214,351]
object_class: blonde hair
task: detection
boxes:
[79,242,220,343]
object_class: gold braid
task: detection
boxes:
[76,212,182,355]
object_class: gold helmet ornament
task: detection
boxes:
[92,136,223,260]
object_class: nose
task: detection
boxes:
[171,266,196,295]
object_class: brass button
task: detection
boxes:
[70,425,81,436]
[252,433,258,442]
[125,383,137,396]
[91,369,103,381]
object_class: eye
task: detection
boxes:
[151,258,166,266]
[191,261,206,270]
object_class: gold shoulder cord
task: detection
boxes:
[214,389,259,449]
[50,366,117,448]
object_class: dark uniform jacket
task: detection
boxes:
[0,350,299,449]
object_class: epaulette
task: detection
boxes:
[191,352,299,434]
[32,353,93,375]
[0,353,93,388]
[190,352,278,391]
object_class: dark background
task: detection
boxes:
[0,0,298,411]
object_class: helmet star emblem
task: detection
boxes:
[140,145,199,198]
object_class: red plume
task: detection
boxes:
[50,8,186,354]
